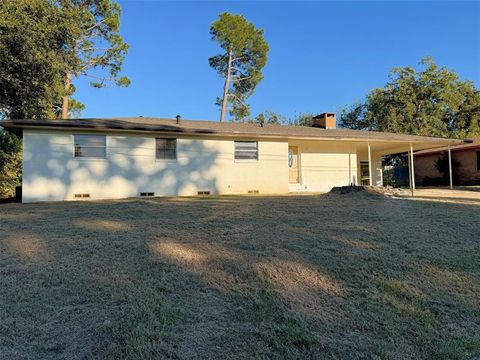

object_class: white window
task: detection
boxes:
[234,141,258,160]
[156,138,177,160]
[74,135,106,158]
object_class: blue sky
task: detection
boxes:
[75,0,480,121]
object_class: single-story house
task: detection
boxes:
[1,113,465,203]
[414,137,480,186]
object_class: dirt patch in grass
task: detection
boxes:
[1,191,479,359]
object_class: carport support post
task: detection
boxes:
[368,143,372,186]
[448,146,453,189]
[409,143,415,197]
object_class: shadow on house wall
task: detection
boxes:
[22,132,220,201]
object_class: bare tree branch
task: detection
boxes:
[74,28,106,50]
[233,76,251,82]
[227,93,248,108]
[76,56,108,74]
[85,19,106,34]
[80,73,114,83]
[80,47,113,52]
[231,67,248,77]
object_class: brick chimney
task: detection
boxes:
[312,113,336,129]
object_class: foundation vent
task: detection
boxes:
[74,193,90,199]
[248,190,259,194]
[140,192,155,197]
[197,191,211,196]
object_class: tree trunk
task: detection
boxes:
[62,74,71,119]
[220,50,233,123]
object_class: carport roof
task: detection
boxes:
[415,137,480,155]
[1,117,466,146]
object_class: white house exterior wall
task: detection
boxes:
[288,140,358,192]
[22,129,289,202]
[22,129,385,202]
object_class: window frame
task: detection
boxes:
[155,138,177,161]
[72,134,107,160]
[234,141,259,161]
[476,150,480,171]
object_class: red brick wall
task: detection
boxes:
[415,148,480,185]
[414,154,443,183]
[455,149,480,184]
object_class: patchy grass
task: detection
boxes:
[0,191,479,359]
[109,289,184,359]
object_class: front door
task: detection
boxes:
[288,146,300,184]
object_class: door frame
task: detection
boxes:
[288,145,302,185]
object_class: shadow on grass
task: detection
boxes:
[1,193,479,359]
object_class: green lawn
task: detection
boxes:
[1,191,479,359]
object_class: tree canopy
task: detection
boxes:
[58,0,130,118]
[339,58,480,138]
[0,0,65,119]
[288,113,316,127]
[209,13,269,122]
[254,110,286,125]
[0,0,129,120]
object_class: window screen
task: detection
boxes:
[234,141,258,160]
[74,135,106,158]
[156,138,177,160]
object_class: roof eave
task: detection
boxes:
[6,123,464,145]
[0,120,466,146]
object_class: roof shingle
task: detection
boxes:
[0,117,466,144]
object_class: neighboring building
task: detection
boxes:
[414,137,480,186]
[1,114,463,203]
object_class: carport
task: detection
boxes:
[366,138,468,195]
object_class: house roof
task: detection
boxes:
[415,137,480,156]
[0,117,467,146]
